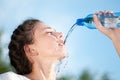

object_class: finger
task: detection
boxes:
[104,10,113,16]
[93,14,112,36]
[93,14,109,34]
[93,14,102,29]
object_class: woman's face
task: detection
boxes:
[31,22,67,60]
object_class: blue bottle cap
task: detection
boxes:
[76,18,84,26]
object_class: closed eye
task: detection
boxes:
[45,28,56,34]
[43,27,57,37]
[47,32,53,35]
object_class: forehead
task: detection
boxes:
[35,22,52,31]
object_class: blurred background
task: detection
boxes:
[0,0,120,80]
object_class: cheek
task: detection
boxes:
[43,38,57,50]
[35,38,57,56]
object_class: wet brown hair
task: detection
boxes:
[8,19,41,75]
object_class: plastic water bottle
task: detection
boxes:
[64,12,120,44]
[76,12,120,29]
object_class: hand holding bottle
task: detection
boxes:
[93,11,120,57]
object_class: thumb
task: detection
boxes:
[93,14,110,36]
[93,14,103,29]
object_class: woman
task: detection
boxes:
[0,19,67,80]
[0,11,120,80]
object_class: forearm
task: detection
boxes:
[112,38,120,57]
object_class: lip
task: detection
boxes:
[57,39,65,46]
[59,42,64,46]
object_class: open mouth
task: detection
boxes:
[57,40,64,46]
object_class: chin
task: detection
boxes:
[58,51,67,60]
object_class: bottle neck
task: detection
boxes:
[76,17,96,29]
[76,18,84,26]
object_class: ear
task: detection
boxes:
[24,44,38,56]
[24,44,30,55]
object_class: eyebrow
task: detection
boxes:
[44,27,52,29]
[43,27,56,31]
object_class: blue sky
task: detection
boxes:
[0,0,120,79]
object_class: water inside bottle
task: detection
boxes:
[84,16,120,28]
[103,16,120,28]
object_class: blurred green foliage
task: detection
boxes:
[57,69,111,80]
[0,29,11,73]
[78,69,93,80]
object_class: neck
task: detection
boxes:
[25,59,57,80]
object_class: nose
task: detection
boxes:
[56,32,64,40]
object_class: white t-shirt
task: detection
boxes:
[0,72,30,80]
